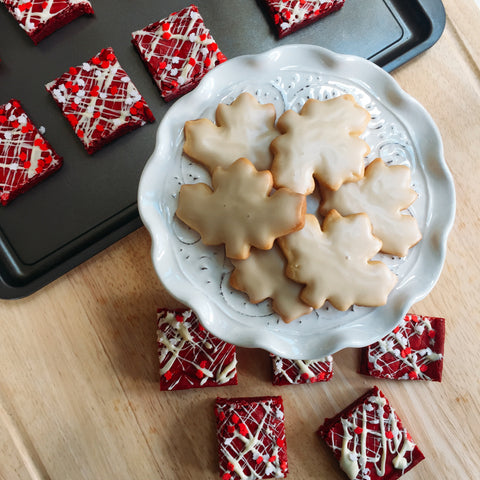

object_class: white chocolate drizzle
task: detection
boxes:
[131,5,225,97]
[216,397,287,479]
[156,310,237,390]
[327,388,420,479]
[7,0,93,35]
[366,314,443,380]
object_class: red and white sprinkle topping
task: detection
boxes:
[318,386,425,480]
[271,354,333,385]
[45,47,155,154]
[131,4,227,101]
[157,308,237,391]
[360,314,445,381]
[0,99,62,205]
[263,0,345,37]
[215,396,288,479]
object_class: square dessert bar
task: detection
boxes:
[270,354,333,385]
[0,99,62,205]
[45,47,155,154]
[131,4,227,102]
[318,386,425,480]
[1,0,94,45]
[157,308,238,391]
[215,396,288,479]
[262,0,345,38]
[360,314,445,381]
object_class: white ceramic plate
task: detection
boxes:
[138,45,455,360]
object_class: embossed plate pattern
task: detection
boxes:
[139,45,455,359]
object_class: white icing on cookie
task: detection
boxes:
[271,94,370,194]
[183,92,278,172]
[320,158,422,257]
[278,212,397,311]
[176,157,306,260]
[230,244,313,322]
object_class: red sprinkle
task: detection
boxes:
[238,423,248,436]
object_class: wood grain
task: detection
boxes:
[1,1,479,478]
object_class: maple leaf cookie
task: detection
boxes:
[183,92,278,173]
[320,158,422,257]
[176,157,306,260]
[271,94,370,194]
[230,244,313,323]
[278,212,397,311]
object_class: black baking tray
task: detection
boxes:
[0,0,445,299]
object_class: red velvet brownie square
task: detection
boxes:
[318,386,425,480]
[1,0,94,45]
[45,47,155,154]
[0,99,62,205]
[263,0,345,38]
[131,4,227,102]
[270,354,333,385]
[157,308,237,391]
[360,314,445,381]
[215,396,288,479]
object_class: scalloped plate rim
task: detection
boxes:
[138,44,455,359]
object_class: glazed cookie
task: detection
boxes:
[320,158,422,257]
[271,94,370,194]
[230,244,313,323]
[183,92,278,173]
[278,212,397,311]
[176,157,306,260]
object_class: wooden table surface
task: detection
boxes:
[1,1,479,479]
